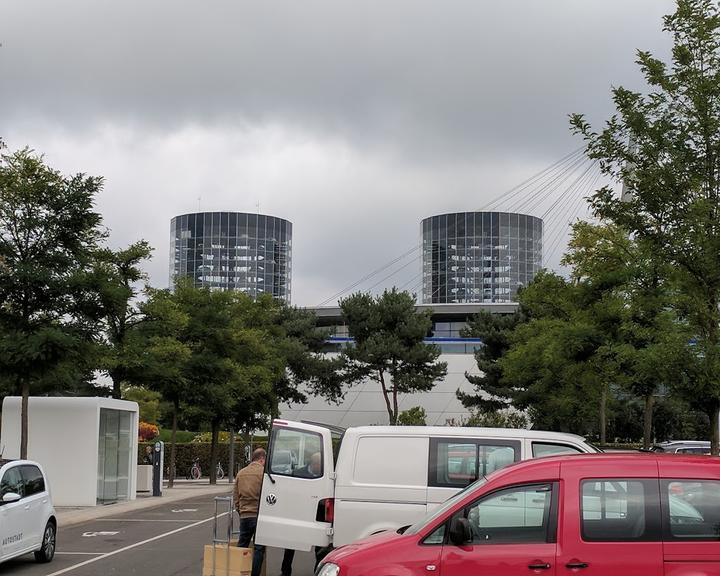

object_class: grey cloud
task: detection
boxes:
[0,1,676,304]
[1,0,674,161]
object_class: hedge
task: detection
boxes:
[138,441,268,479]
[157,429,197,443]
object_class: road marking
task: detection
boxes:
[96,518,196,523]
[172,508,198,513]
[45,512,228,576]
[81,531,119,537]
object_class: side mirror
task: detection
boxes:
[1,492,21,504]
[449,516,472,546]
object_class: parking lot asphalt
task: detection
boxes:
[0,491,316,576]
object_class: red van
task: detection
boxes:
[315,453,720,576]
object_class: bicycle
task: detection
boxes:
[186,458,225,480]
[187,457,201,480]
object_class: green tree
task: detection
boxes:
[500,311,611,437]
[93,241,153,398]
[0,147,104,458]
[653,395,712,441]
[181,287,281,484]
[397,406,427,426]
[465,409,528,429]
[457,310,526,414]
[136,286,192,487]
[489,227,689,444]
[339,289,447,425]
[571,0,720,453]
[220,295,344,479]
[139,281,341,484]
[122,385,161,424]
[489,270,623,440]
[222,298,345,474]
[178,284,238,484]
[562,221,691,448]
[271,303,345,408]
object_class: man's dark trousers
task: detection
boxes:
[237,516,265,576]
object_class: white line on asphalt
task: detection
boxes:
[45,512,229,576]
[95,518,196,523]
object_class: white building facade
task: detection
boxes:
[1,397,139,507]
[279,303,517,427]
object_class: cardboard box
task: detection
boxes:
[202,545,252,576]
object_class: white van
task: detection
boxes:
[255,420,598,554]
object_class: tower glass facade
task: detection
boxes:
[170,212,292,301]
[421,211,542,304]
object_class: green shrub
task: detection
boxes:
[138,441,268,478]
[191,431,233,443]
[157,429,197,443]
[398,406,427,426]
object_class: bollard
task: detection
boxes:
[152,440,164,497]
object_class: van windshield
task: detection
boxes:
[403,477,487,536]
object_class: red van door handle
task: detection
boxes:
[566,561,589,569]
[528,562,551,570]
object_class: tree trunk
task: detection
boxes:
[20,377,30,459]
[249,431,254,468]
[599,383,607,445]
[712,403,720,457]
[109,369,123,400]
[168,401,178,488]
[378,371,394,425]
[392,383,399,426]
[228,428,235,484]
[209,421,220,485]
[643,395,655,450]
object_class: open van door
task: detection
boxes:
[255,420,338,551]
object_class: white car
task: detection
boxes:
[651,440,711,454]
[0,459,56,564]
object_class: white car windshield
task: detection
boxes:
[404,477,487,536]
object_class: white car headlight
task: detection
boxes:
[316,562,340,576]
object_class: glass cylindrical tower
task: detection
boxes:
[421,211,542,304]
[170,212,292,302]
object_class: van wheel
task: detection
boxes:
[34,521,56,563]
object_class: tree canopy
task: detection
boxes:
[0,148,106,457]
[340,289,447,424]
[571,0,720,452]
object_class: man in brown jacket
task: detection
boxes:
[234,447,266,576]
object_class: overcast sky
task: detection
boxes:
[0,0,675,306]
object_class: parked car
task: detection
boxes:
[651,440,711,454]
[255,420,598,554]
[0,459,56,565]
[316,453,720,576]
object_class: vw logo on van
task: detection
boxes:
[266,494,277,506]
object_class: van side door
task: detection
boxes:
[427,438,520,511]
[440,481,559,576]
[658,459,720,573]
[255,421,336,551]
[557,459,663,575]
